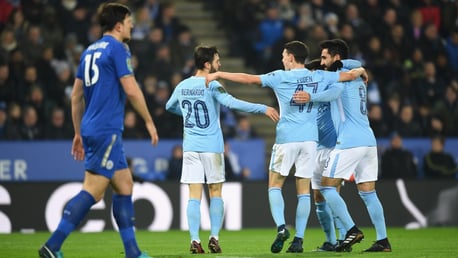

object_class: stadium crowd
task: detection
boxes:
[0,0,457,179]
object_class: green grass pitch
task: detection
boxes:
[1,227,457,257]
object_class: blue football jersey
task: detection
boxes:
[260,68,339,144]
[310,60,377,148]
[76,35,133,136]
[166,76,266,152]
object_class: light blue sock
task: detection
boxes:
[295,194,310,238]
[210,197,224,238]
[320,187,355,232]
[359,190,387,240]
[187,199,201,241]
[334,216,346,240]
[315,201,336,244]
[46,190,95,252]
[112,194,141,258]
[268,187,285,227]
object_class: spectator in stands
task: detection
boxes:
[343,3,373,42]
[253,3,284,72]
[123,109,146,139]
[155,2,182,42]
[168,25,197,77]
[382,93,401,132]
[5,7,28,42]
[368,104,390,138]
[44,106,72,140]
[423,135,458,179]
[432,82,458,136]
[405,9,423,43]
[414,61,447,106]
[4,101,21,140]
[19,105,42,140]
[224,141,250,181]
[234,115,258,140]
[380,132,418,179]
[0,61,16,104]
[166,144,182,181]
[445,28,458,73]
[131,6,154,41]
[418,22,446,62]
[393,103,423,137]
[150,44,174,83]
[25,85,51,126]
[23,25,44,63]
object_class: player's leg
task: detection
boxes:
[202,152,225,253]
[287,142,315,253]
[312,148,337,251]
[355,147,391,252]
[181,152,206,253]
[208,183,223,253]
[320,148,364,252]
[39,171,107,258]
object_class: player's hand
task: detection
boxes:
[293,91,310,103]
[71,134,85,161]
[205,72,219,87]
[265,107,279,122]
[360,69,369,85]
[146,121,159,146]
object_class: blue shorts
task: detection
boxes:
[83,133,128,179]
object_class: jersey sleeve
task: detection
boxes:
[113,43,134,79]
[309,70,343,102]
[260,70,282,89]
[209,81,267,114]
[342,59,361,70]
[165,87,182,115]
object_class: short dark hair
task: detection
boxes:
[97,3,131,33]
[284,41,309,64]
[194,45,219,69]
[319,39,350,59]
[305,59,323,70]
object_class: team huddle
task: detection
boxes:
[38,3,390,258]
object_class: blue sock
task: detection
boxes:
[112,194,140,258]
[334,215,346,240]
[46,190,95,251]
[268,187,285,227]
[294,194,310,239]
[210,197,224,238]
[320,187,355,232]
[187,199,201,241]
[359,191,387,240]
[315,201,336,244]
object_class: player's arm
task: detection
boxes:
[71,78,85,160]
[121,75,159,146]
[212,84,279,122]
[165,89,182,115]
[206,71,262,86]
[293,82,345,103]
[338,67,368,83]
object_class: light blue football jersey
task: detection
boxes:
[166,76,267,152]
[310,60,377,149]
[260,68,339,144]
[76,35,132,136]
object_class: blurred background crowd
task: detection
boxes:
[0,0,457,180]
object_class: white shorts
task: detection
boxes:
[180,152,225,184]
[269,141,317,178]
[311,147,333,190]
[323,146,378,183]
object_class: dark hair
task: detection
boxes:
[319,39,350,59]
[97,3,131,33]
[194,45,219,69]
[284,41,309,64]
[305,59,323,70]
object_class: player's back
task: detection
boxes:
[174,76,224,152]
[78,35,130,136]
[334,76,376,149]
[261,69,339,144]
